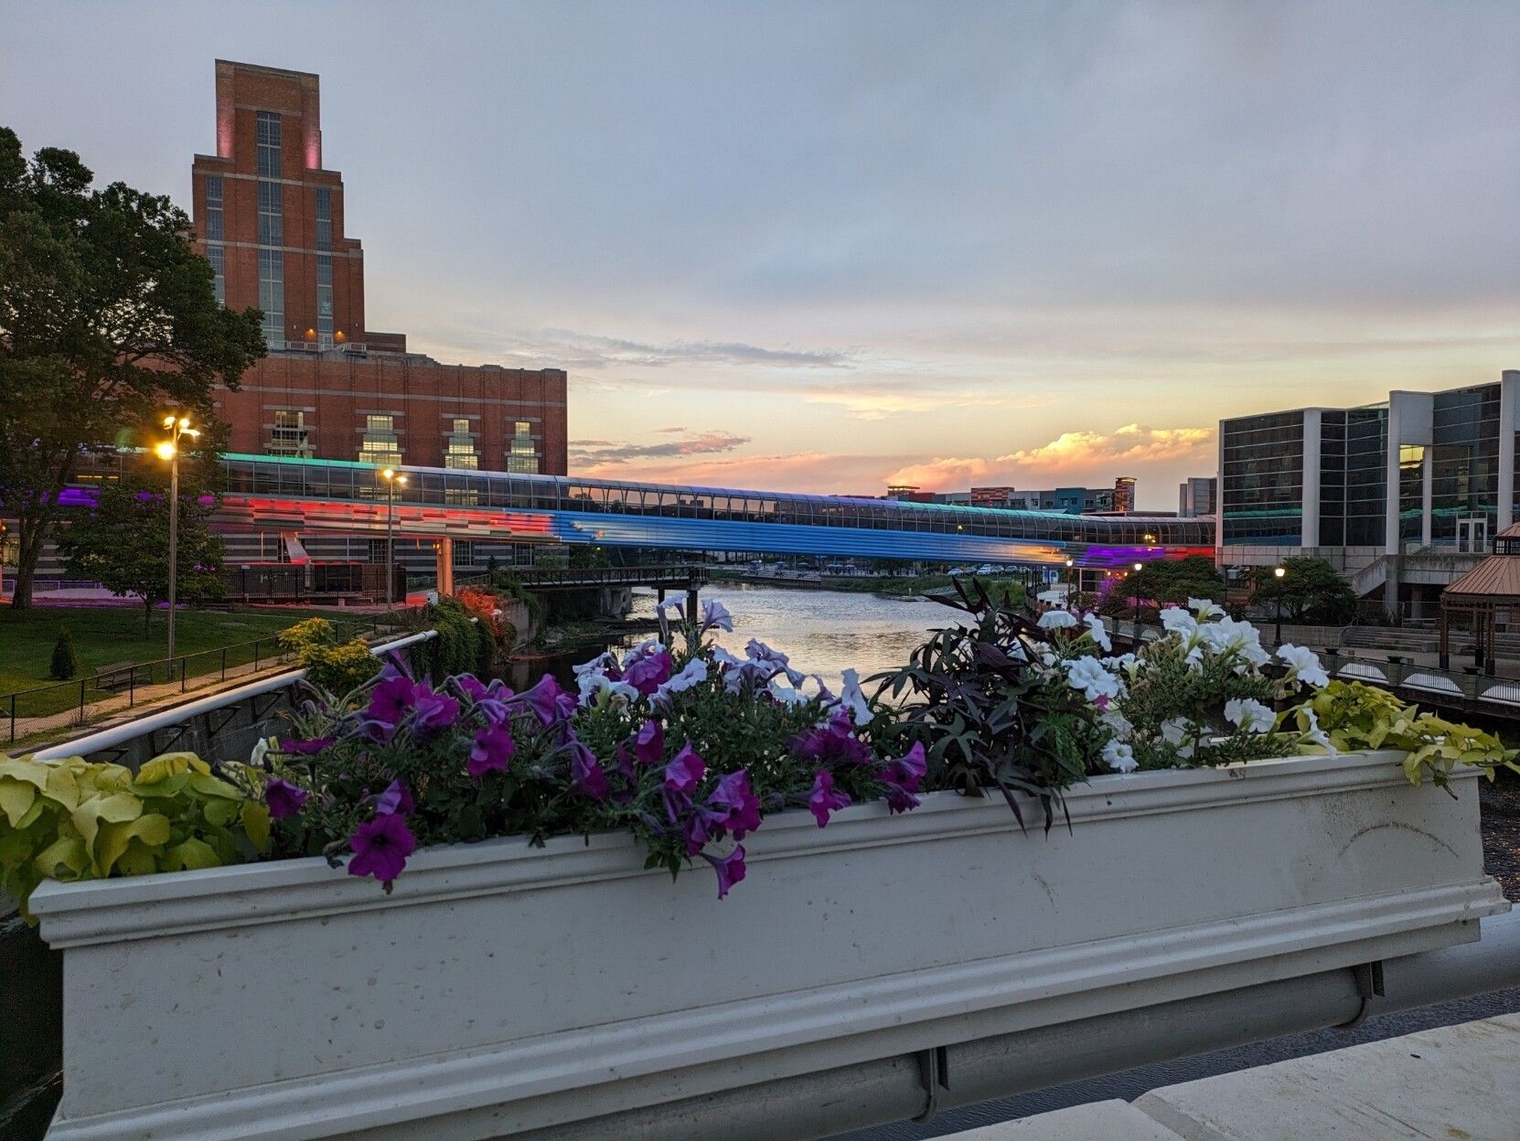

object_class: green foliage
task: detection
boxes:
[0,126,265,609]
[48,625,77,680]
[870,580,1107,831]
[278,618,380,698]
[1250,557,1357,625]
[0,751,268,922]
[1284,680,1520,787]
[55,477,226,635]
[1095,555,1222,618]
[420,596,480,679]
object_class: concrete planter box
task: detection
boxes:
[32,751,1507,1141]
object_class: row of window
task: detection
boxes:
[263,414,542,473]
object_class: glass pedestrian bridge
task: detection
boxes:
[217,453,1215,568]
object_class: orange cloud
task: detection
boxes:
[884,424,1216,491]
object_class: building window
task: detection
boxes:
[315,187,332,250]
[359,414,403,467]
[316,254,333,348]
[506,420,540,474]
[258,249,284,350]
[205,175,223,241]
[453,540,476,568]
[444,418,479,470]
[255,111,282,178]
[257,179,283,247]
[269,410,312,458]
[206,243,225,305]
[367,539,387,564]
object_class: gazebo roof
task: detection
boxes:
[1442,547,1520,603]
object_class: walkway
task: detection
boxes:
[938,1013,1520,1139]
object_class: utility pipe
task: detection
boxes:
[520,912,1520,1141]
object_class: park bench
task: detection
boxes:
[93,662,138,692]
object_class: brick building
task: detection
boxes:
[190,61,567,479]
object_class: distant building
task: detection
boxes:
[1217,371,1520,617]
[1178,477,1216,518]
[188,60,568,572]
[1113,477,1136,514]
[191,61,567,479]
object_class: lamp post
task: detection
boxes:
[381,468,408,609]
[1065,557,1075,602]
[156,415,200,670]
[1132,561,1144,644]
[1273,565,1286,646]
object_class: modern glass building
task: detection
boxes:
[1218,371,1520,614]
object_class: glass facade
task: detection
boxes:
[257,179,283,247]
[206,243,225,306]
[258,249,284,349]
[444,419,479,470]
[1221,412,1304,545]
[269,410,312,458]
[205,175,224,241]
[1318,408,1386,547]
[1429,385,1500,542]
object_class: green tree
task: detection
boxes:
[1249,557,1357,625]
[0,127,264,609]
[1098,555,1224,618]
[55,478,226,635]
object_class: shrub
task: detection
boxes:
[49,626,78,681]
[279,618,381,698]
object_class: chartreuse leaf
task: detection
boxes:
[93,814,172,876]
[162,837,221,871]
[241,802,270,853]
[0,780,36,828]
[137,753,210,784]
[34,834,90,881]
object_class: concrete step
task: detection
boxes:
[932,1013,1520,1141]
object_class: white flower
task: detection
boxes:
[249,737,273,767]
[620,638,664,669]
[1159,607,1198,636]
[1102,739,1138,773]
[1083,612,1112,652]
[1064,656,1123,703]
[578,671,639,709]
[839,668,873,725]
[573,651,619,677]
[1225,697,1276,734]
[710,645,741,669]
[653,658,708,703]
[1103,653,1140,677]
[1278,644,1330,689]
[767,677,810,707]
[1299,708,1339,756]
[1100,709,1134,739]
[1038,609,1078,630]
[1189,597,1225,620]
[1160,717,1197,760]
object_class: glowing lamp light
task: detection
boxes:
[1133,562,1143,573]
[154,442,177,461]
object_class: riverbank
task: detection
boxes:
[709,569,1030,604]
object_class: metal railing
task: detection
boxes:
[456,564,711,591]
[2,616,405,744]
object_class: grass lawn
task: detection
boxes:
[0,604,363,697]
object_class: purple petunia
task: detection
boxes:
[347,811,417,884]
[703,845,747,899]
[468,724,515,777]
[623,649,675,696]
[699,599,734,633]
[634,720,665,766]
[264,778,309,820]
[412,686,461,733]
[375,779,414,817]
[807,770,852,828]
[366,675,417,735]
[518,674,576,726]
[791,711,872,767]
[708,770,762,839]
[664,743,705,793]
[278,735,334,756]
[889,741,927,793]
[569,739,610,801]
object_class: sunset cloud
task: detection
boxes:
[568,430,750,467]
[884,425,1216,492]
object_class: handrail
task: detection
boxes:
[27,630,435,762]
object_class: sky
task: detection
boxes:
[2,1,1517,508]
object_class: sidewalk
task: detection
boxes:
[939,1013,1520,1140]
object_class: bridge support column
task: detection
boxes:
[687,586,699,620]
[435,540,454,598]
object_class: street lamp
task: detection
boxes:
[1132,561,1144,643]
[1065,556,1075,601]
[1273,565,1286,646]
[380,468,408,609]
[156,415,200,670]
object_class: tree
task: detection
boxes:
[1249,557,1357,626]
[55,477,226,636]
[49,625,78,680]
[0,127,264,609]
[1096,554,1224,618]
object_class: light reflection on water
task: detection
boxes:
[628,583,956,693]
